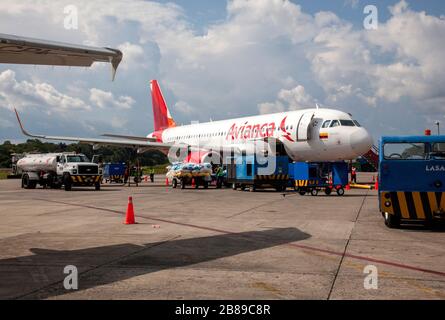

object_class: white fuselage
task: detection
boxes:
[154,108,373,162]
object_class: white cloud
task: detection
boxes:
[366,1,445,104]
[89,88,135,109]
[343,0,359,9]
[0,69,90,112]
[258,85,315,114]
[174,100,194,115]
[117,42,146,70]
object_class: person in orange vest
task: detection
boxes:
[351,166,357,184]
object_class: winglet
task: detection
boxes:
[107,48,123,81]
[14,107,33,137]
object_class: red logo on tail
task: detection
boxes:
[280,117,294,142]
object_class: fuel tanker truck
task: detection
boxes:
[17,152,102,191]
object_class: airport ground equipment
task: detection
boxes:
[359,145,379,171]
[7,153,26,179]
[17,152,102,191]
[226,155,289,192]
[379,136,445,228]
[289,161,348,196]
[103,163,126,183]
[167,163,212,189]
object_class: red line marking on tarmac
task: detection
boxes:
[35,198,445,278]
[287,243,445,277]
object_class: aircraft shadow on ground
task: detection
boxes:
[2,227,310,299]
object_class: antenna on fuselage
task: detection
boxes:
[315,103,320,109]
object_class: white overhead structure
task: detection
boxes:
[0,33,123,80]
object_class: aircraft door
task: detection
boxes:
[296,112,314,141]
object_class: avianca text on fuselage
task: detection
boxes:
[226,116,294,142]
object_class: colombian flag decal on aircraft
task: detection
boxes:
[319,132,329,139]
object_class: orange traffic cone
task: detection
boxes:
[346,184,350,190]
[374,176,378,190]
[191,178,195,187]
[165,177,169,186]
[124,196,136,224]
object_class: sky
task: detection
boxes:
[0,0,445,144]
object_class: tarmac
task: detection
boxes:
[0,173,444,300]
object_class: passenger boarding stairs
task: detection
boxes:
[360,145,379,171]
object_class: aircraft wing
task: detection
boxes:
[0,33,123,80]
[101,133,157,142]
[14,109,173,152]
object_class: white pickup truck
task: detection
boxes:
[17,152,102,191]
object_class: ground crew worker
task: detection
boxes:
[124,163,130,185]
[351,166,357,183]
[149,168,155,182]
[216,165,225,188]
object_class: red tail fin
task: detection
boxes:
[150,80,176,131]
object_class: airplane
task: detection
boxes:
[0,33,122,80]
[14,80,374,164]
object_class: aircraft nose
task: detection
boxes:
[350,128,373,156]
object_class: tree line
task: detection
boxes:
[0,139,168,168]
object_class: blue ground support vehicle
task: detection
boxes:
[289,162,349,196]
[226,155,290,192]
[379,136,445,228]
[103,163,126,183]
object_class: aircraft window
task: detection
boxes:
[353,120,361,127]
[322,120,331,128]
[340,120,355,126]
[330,120,340,128]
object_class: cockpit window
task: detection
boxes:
[340,120,355,126]
[322,120,331,128]
[330,120,340,128]
[353,120,361,127]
